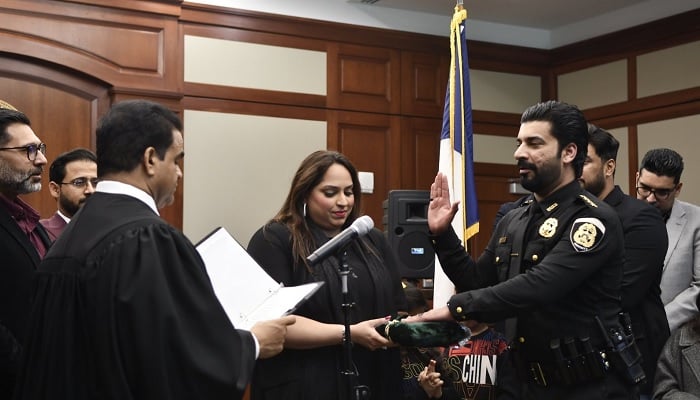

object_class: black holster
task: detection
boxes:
[597,313,646,385]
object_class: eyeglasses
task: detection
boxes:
[0,143,47,161]
[60,177,100,188]
[636,184,677,200]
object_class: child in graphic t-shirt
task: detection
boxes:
[441,322,518,400]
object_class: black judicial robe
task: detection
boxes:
[14,192,256,400]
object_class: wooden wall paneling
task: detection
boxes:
[400,51,449,118]
[327,43,401,115]
[468,162,522,258]
[551,9,700,69]
[627,56,637,102]
[0,0,182,95]
[0,0,185,227]
[182,22,327,52]
[327,110,401,227]
[182,95,327,122]
[66,0,182,14]
[184,82,326,110]
[0,55,111,221]
[542,70,557,101]
[585,89,700,130]
[627,125,639,196]
[181,3,448,53]
[467,41,551,75]
[400,117,441,190]
[472,110,522,137]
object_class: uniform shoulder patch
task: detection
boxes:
[569,217,606,252]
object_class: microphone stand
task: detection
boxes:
[338,249,370,400]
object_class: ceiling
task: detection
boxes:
[349,0,681,28]
[190,0,699,48]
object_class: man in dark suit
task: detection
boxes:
[40,148,97,240]
[0,103,51,397]
[579,124,669,399]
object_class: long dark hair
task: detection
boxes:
[272,150,363,267]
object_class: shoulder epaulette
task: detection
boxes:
[579,194,598,208]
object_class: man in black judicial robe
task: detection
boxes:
[14,100,295,400]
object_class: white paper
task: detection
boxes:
[196,227,323,330]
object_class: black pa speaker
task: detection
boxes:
[382,190,435,278]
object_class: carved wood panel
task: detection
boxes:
[327,43,401,115]
[327,110,401,228]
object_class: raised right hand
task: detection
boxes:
[251,315,297,359]
[428,172,460,235]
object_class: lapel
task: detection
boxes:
[679,325,700,385]
[0,204,41,265]
[664,200,688,270]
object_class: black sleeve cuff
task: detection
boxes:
[447,292,471,321]
[431,226,464,252]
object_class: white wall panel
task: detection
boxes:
[183,110,327,246]
[470,70,541,113]
[637,40,700,98]
[185,35,326,95]
[558,60,627,109]
[638,115,700,205]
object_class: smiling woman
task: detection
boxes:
[246,150,408,400]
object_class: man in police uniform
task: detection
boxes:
[411,101,636,399]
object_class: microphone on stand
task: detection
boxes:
[307,215,374,265]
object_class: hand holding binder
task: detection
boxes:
[196,227,323,330]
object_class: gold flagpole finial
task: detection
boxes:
[455,0,464,12]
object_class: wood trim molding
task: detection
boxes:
[474,162,518,179]
[0,0,182,94]
[182,96,327,121]
[185,82,326,110]
[551,8,700,69]
[584,87,700,128]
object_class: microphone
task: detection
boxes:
[307,215,374,265]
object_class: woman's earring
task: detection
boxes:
[303,203,307,217]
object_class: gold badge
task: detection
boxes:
[573,223,596,247]
[570,217,605,252]
[539,217,558,238]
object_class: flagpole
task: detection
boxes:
[433,0,478,308]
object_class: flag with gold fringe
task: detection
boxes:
[433,3,479,308]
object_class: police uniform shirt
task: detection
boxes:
[435,180,625,359]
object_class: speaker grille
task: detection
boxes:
[383,190,435,278]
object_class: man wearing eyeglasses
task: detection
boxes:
[0,105,51,398]
[40,148,98,240]
[636,148,700,332]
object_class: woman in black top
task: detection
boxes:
[247,150,407,400]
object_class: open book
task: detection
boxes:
[196,227,323,330]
